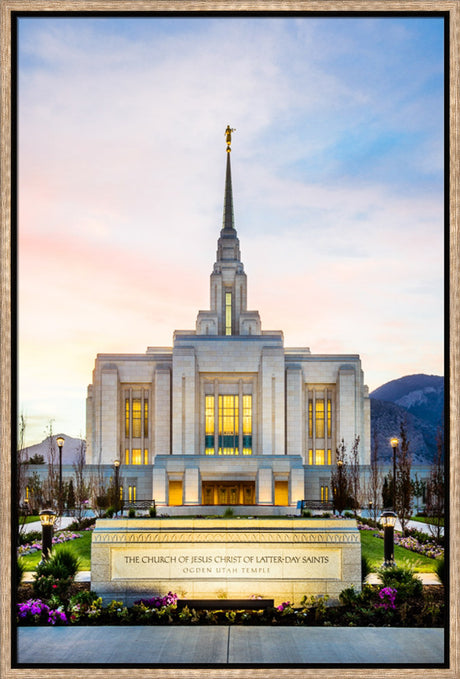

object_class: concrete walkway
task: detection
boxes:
[16,625,445,665]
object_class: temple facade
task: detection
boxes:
[85,130,371,508]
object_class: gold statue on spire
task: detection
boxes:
[225,125,236,152]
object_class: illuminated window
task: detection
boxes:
[327,449,332,465]
[315,449,325,465]
[132,399,142,438]
[144,448,149,465]
[144,400,149,438]
[315,400,325,438]
[125,399,130,438]
[205,395,215,454]
[25,486,30,501]
[225,292,232,335]
[308,400,313,437]
[321,485,329,502]
[125,449,130,465]
[218,395,239,454]
[128,485,136,502]
[119,486,123,501]
[308,449,313,465]
[132,449,142,465]
[242,395,252,455]
[327,399,332,437]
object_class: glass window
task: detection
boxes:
[315,400,325,438]
[327,449,332,465]
[132,449,141,465]
[128,485,136,502]
[205,395,215,454]
[144,399,149,438]
[218,395,239,454]
[315,449,325,465]
[327,398,332,437]
[242,394,252,455]
[144,448,149,465]
[125,399,130,438]
[132,399,142,438]
[119,486,123,501]
[308,449,313,465]
[308,399,313,437]
[225,291,232,335]
[321,485,329,502]
[125,448,130,465]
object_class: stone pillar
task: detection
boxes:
[184,467,200,505]
[290,467,304,505]
[100,365,119,464]
[152,467,167,506]
[286,365,303,456]
[257,467,273,505]
[154,367,171,456]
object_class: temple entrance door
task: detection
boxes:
[202,481,255,505]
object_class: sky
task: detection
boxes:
[17,15,445,447]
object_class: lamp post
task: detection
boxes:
[39,509,56,564]
[114,460,120,516]
[390,437,399,511]
[380,510,397,568]
[337,459,343,516]
[56,436,65,515]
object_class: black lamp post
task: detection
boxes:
[39,509,56,564]
[56,436,65,515]
[114,460,120,516]
[390,437,399,511]
[337,459,343,516]
[380,510,397,568]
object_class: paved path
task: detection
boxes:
[16,625,445,665]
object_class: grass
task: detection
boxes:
[19,516,40,524]
[19,530,92,571]
[359,529,437,573]
[411,516,444,527]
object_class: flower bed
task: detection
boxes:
[17,531,83,557]
[357,523,444,559]
[17,583,445,628]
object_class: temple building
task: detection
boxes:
[85,128,371,509]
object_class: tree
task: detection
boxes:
[382,474,393,509]
[349,435,361,516]
[26,471,44,515]
[331,439,353,516]
[43,420,60,512]
[66,478,76,512]
[73,438,90,522]
[28,453,45,465]
[394,420,413,534]
[425,429,444,542]
[16,414,29,542]
[366,429,383,522]
[411,474,426,514]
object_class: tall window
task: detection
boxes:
[219,395,238,454]
[205,395,215,455]
[321,485,329,502]
[225,292,232,335]
[308,400,313,437]
[125,391,149,464]
[242,395,252,455]
[315,399,325,438]
[327,398,332,437]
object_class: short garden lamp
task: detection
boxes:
[380,510,397,568]
[39,509,57,563]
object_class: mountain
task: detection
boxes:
[22,434,86,465]
[370,374,444,465]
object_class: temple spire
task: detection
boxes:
[222,151,236,232]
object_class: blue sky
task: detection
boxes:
[17,15,445,445]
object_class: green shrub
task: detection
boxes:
[106,506,115,518]
[434,557,445,585]
[128,507,136,518]
[17,557,26,589]
[33,546,80,602]
[149,505,156,518]
[361,555,373,582]
[18,530,42,546]
[223,507,234,518]
[302,509,312,517]
[378,563,423,601]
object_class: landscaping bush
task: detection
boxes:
[128,507,136,518]
[361,554,372,582]
[149,505,156,518]
[18,531,42,546]
[33,546,80,602]
[17,558,26,589]
[434,557,445,586]
[378,564,423,601]
[67,517,96,531]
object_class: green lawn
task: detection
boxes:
[20,530,92,570]
[20,516,40,524]
[411,516,444,527]
[19,526,438,574]
[359,528,437,573]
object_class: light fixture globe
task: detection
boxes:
[390,437,399,449]
[56,436,65,448]
[39,509,57,526]
[380,510,397,528]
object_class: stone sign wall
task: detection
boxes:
[91,518,361,606]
